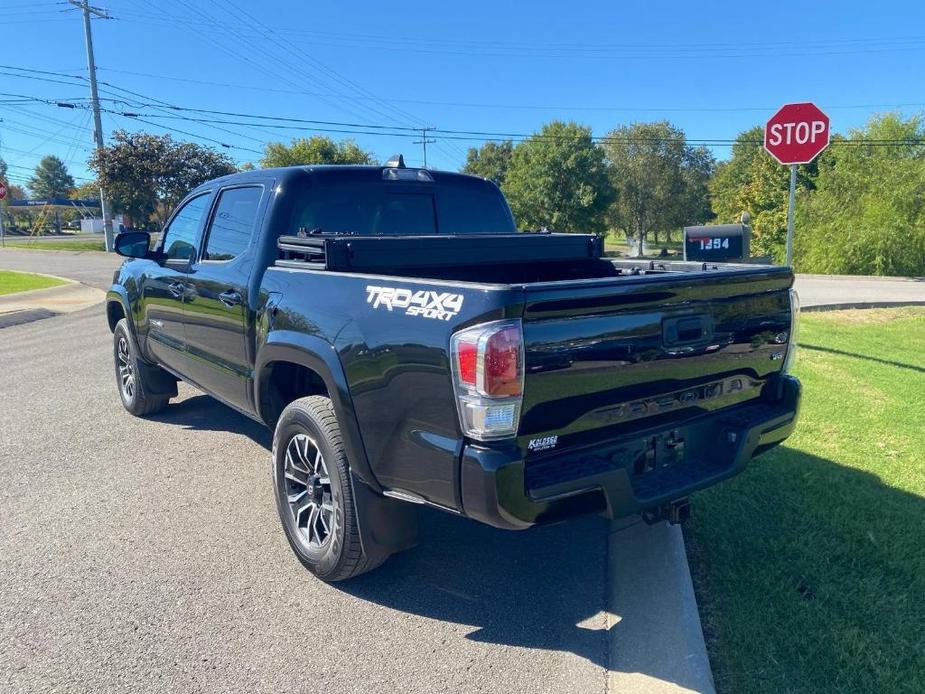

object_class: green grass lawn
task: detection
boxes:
[604,235,683,258]
[686,307,925,693]
[0,269,68,296]
[4,239,107,252]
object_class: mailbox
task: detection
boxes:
[683,224,750,262]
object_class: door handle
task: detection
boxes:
[168,281,185,299]
[219,290,242,307]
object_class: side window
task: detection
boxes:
[163,194,211,261]
[203,186,263,261]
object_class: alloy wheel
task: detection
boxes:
[117,336,136,400]
[284,433,334,550]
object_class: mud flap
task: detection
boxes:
[350,474,419,563]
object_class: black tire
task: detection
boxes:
[113,318,170,417]
[272,395,386,581]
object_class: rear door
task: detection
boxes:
[182,184,265,411]
[518,268,794,451]
[140,192,212,376]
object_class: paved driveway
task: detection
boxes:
[0,249,612,693]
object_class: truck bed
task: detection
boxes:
[265,233,795,520]
[275,231,762,285]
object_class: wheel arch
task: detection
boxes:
[255,331,379,492]
[105,287,132,333]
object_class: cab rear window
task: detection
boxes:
[288,177,515,236]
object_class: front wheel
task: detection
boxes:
[272,396,387,581]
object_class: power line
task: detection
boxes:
[105,10,925,57]
[1,153,96,182]
[24,65,925,114]
[204,0,466,164]
[8,91,925,149]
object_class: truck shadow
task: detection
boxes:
[683,447,925,692]
[341,507,616,670]
[150,393,273,449]
[800,343,925,373]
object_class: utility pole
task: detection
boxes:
[70,0,115,251]
[0,122,5,247]
[413,127,437,168]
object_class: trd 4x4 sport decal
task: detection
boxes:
[366,285,464,321]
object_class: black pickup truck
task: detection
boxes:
[106,158,801,581]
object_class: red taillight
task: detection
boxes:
[457,339,478,386]
[450,320,524,441]
[483,325,522,397]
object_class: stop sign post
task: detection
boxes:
[764,102,830,266]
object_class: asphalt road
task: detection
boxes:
[794,273,925,308]
[0,249,121,290]
[0,249,611,693]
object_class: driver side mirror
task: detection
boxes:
[114,231,157,259]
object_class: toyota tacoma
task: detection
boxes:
[106,157,801,581]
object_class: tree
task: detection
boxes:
[0,158,22,230]
[795,114,925,276]
[1,182,27,230]
[462,140,513,184]
[28,155,75,199]
[0,158,24,202]
[260,136,376,167]
[502,121,612,233]
[89,131,236,229]
[72,180,101,201]
[709,126,816,261]
[601,121,715,255]
[673,145,716,241]
[27,155,75,232]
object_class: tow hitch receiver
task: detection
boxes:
[642,498,691,525]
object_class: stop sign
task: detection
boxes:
[0,183,6,200]
[764,102,830,165]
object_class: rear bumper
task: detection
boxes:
[460,375,801,530]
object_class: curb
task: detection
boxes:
[795,273,924,282]
[608,519,715,693]
[0,274,105,325]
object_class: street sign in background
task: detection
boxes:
[0,183,7,200]
[764,102,831,164]
[765,102,831,266]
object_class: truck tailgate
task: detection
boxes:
[518,266,794,450]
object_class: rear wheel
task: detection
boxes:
[272,395,386,581]
[113,319,170,416]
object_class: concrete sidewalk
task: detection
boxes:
[0,277,105,328]
[608,519,715,693]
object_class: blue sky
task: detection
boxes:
[3,0,925,188]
